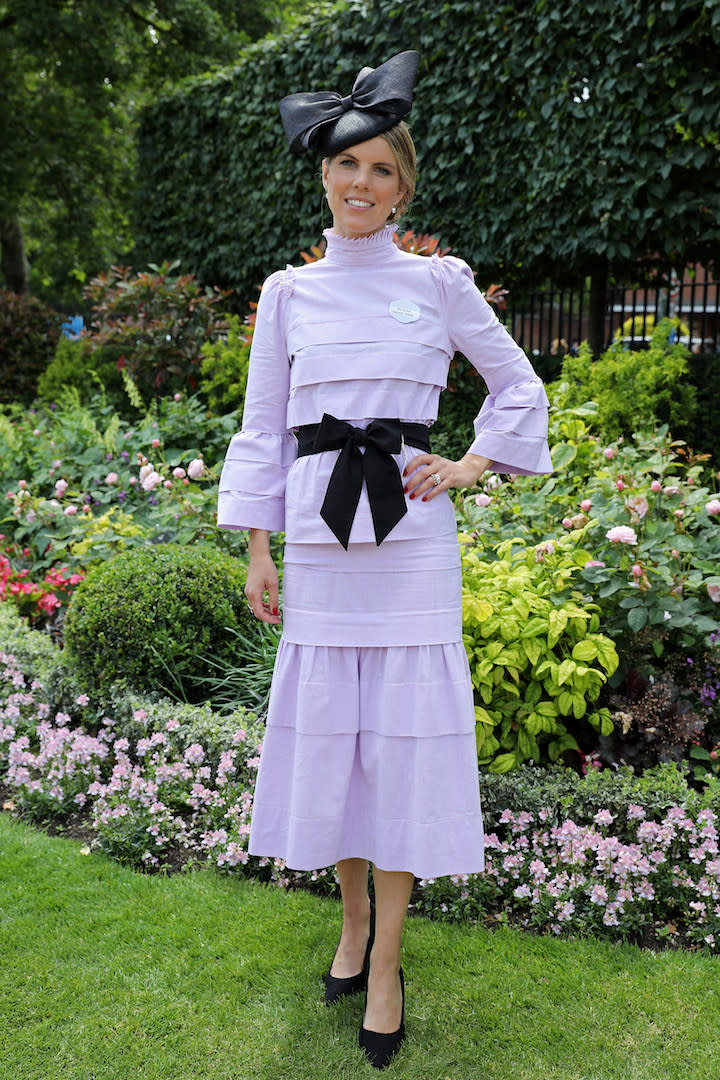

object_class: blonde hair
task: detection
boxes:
[381,121,416,223]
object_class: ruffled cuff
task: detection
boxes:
[468,376,553,475]
[217,430,297,532]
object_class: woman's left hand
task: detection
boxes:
[403,451,492,501]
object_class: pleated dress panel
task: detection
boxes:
[219,225,551,878]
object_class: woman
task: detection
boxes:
[218,51,552,1069]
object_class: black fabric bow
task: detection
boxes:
[279,51,420,156]
[311,414,408,549]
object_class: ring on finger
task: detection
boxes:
[430,472,442,487]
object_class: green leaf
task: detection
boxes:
[628,606,648,632]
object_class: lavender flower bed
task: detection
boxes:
[1,624,719,948]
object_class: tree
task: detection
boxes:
[0,0,299,305]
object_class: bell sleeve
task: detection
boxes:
[433,255,552,475]
[217,269,296,532]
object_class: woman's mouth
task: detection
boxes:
[346,198,373,208]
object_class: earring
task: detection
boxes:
[392,206,397,214]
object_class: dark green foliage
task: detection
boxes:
[478,761,719,839]
[135,0,720,312]
[681,352,720,457]
[0,290,62,404]
[63,543,254,702]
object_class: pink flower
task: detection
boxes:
[152,438,162,448]
[606,526,637,544]
[616,479,625,492]
[674,509,684,519]
[474,492,492,507]
[584,560,606,568]
[54,479,68,496]
[163,480,172,489]
[172,467,186,479]
[64,505,78,517]
[626,495,648,519]
[174,393,182,402]
[76,694,90,706]
[580,499,592,512]
[706,499,720,515]
[129,476,137,486]
[631,564,643,579]
[105,472,119,485]
[187,458,204,480]
[671,549,680,559]
[708,584,720,603]
[562,517,573,529]
[651,480,662,493]
[664,485,680,496]
[133,709,147,721]
[141,470,162,492]
[603,447,615,460]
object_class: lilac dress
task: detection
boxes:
[218,225,551,878]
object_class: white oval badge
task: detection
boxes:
[389,299,421,324]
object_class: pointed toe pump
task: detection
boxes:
[358,967,405,1070]
[324,903,376,1005]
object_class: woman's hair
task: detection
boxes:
[380,121,416,223]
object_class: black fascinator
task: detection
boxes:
[279,50,420,156]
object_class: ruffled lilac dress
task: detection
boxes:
[217,225,551,878]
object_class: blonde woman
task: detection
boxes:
[218,50,551,1069]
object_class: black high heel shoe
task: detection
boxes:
[324,902,375,1005]
[358,967,405,1070]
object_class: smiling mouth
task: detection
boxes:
[346,199,373,208]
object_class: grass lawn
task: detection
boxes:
[1,814,720,1080]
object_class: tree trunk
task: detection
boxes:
[588,256,609,357]
[0,215,30,294]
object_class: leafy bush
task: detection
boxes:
[37,336,128,412]
[0,290,62,405]
[477,760,714,837]
[63,543,254,702]
[1,391,243,581]
[199,314,251,416]
[461,537,618,772]
[78,261,230,402]
[557,319,696,440]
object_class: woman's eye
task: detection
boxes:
[376,167,390,176]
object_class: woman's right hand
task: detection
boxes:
[245,530,281,625]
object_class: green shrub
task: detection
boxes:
[0,290,63,405]
[199,314,251,416]
[557,318,696,440]
[477,760,715,838]
[461,537,618,773]
[63,543,254,702]
[37,336,129,412]
[79,261,231,403]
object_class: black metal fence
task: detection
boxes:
[506,266,720,355]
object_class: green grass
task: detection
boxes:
[1,814,720,1080]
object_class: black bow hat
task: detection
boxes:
[279,50,420,156]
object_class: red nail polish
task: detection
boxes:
[272,607,279,616]
[409,493,415,500]
[403,486,408,493]
[422,496,427,502]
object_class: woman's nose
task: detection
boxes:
[352,168,371,188]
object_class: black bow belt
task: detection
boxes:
[295,414,431,549]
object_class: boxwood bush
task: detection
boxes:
[63,543,253,702]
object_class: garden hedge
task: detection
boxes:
[134,0,720,314]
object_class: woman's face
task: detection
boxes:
[322,136,407,239]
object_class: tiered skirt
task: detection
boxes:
[248,534,485,879]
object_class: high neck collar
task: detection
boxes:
[322,224,399,265]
